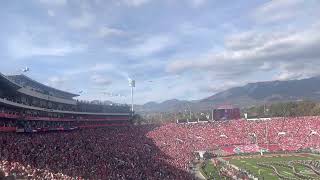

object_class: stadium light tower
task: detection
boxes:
[128,78,135,114]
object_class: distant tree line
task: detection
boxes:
[244,101,320,118]
[134,101,320,124]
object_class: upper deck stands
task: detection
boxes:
[0,72,131,115]
[7,74,79,99]
[0,74,78,105]
[0,97,131,116]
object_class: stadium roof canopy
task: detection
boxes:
[0,73,21,90]
[6,74,79,98]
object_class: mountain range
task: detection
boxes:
[135,76,320,112]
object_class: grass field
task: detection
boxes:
[200,160,223,180]
[202,153,320,180]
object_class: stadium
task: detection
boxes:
[0,73,132,132]
[1,1,320,179]
[0,72,320,179]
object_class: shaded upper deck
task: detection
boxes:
[7,74,79,100]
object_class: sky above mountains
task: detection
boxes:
[0,0,319,104]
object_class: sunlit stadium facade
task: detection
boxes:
[0,73,132,132]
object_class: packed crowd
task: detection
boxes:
[0,107,131,131]
[0,126,191,180]
[0,118,130,133]
[0,95,131,113]
[1,116,320,179]
[147,116,320,172]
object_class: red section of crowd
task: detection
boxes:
[147,116,320,172]
[0,116,320,179]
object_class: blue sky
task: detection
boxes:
[0,0,320,104]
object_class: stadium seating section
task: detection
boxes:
[1,116,320,179]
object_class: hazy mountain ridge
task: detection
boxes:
[136,76,320,112]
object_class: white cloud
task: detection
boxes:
[37,0,67,6]
[167,23,320,80]
[47,10,55,17]
[89,63,114,72]
[68,12,94,29]
[276,71,301,81]
[109,35,176,57]
[256,0,303,14]
[7,32,87,59]
[259,62,272,71]
[130,35,175,56]
[253,0,305,23]
[178,22,210,35]
[274,63,320,81]
[120,0,151,7]
[65,63,128,78]
[199,80,246,93]
[47,76,68,87]
[190,0,207,7]
[91,74,112,86]
[97,27,126,38]
[64,63,114,76]
[225,31,291,50]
